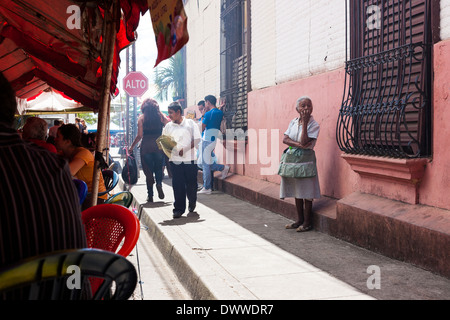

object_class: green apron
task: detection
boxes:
[278,147,317,178]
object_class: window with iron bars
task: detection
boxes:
[337,0,436,158]
[220,0,249,138]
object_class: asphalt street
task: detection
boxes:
[127,223,192,300]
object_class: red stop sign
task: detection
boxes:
[123,71,148,97]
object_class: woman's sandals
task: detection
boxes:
[296,225,312,232]
[285,223,312,232]
[285,222,301,229]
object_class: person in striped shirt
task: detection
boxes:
[0,72,87,285]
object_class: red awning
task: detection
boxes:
[0,0,148,111]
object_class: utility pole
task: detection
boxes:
[125,42,140,167]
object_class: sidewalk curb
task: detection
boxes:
[124,177,259,300]
[116,161,218,299]
[137,206,216,300]
[140,208,265,300]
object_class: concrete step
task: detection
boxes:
[336,192,450,278]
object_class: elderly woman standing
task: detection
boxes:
[279,96,320,232]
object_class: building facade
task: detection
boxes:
[183,0,450,276]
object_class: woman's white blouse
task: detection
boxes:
[284,116,320,149]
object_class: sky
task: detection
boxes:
[113,11,171,111]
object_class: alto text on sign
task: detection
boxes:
[123,71,148,97]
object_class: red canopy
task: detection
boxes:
[0,0,148,111]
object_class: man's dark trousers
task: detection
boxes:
[170,161,198,216]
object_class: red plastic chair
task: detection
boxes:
[81,204,140,257]
[81,204,140,297]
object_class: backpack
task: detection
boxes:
[122,152,138,185]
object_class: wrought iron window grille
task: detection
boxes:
[337,0,432,158]
[220,0,248,138]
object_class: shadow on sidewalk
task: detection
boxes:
[140,201,172,209]
[159,212,205,226]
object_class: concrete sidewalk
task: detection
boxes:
[121,169,450,300]
[111,148,450,300]
[126,174,374,300]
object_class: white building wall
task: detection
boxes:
[185,0,347,97]
[441,0,450,40]
[250,0,277,90]
[184,1,450,98]
[184,0,221,107]
[274,0,346,84]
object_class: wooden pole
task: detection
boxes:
[90,0,118,207]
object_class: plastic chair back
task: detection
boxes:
[105,191,134,208]
[0,249,137,300]
[99,170,119,196]
[72,179,88,204]
[81,204,140,257]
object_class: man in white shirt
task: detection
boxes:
[162,102,201,218]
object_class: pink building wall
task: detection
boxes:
[244,68,359,200]
[418,40,450,210]
[240,40,450,211]
[185,40,450,211]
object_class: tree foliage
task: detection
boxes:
[77,112,96,125]
[153,50,185,104]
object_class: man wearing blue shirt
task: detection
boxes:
[198,95,230,194]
